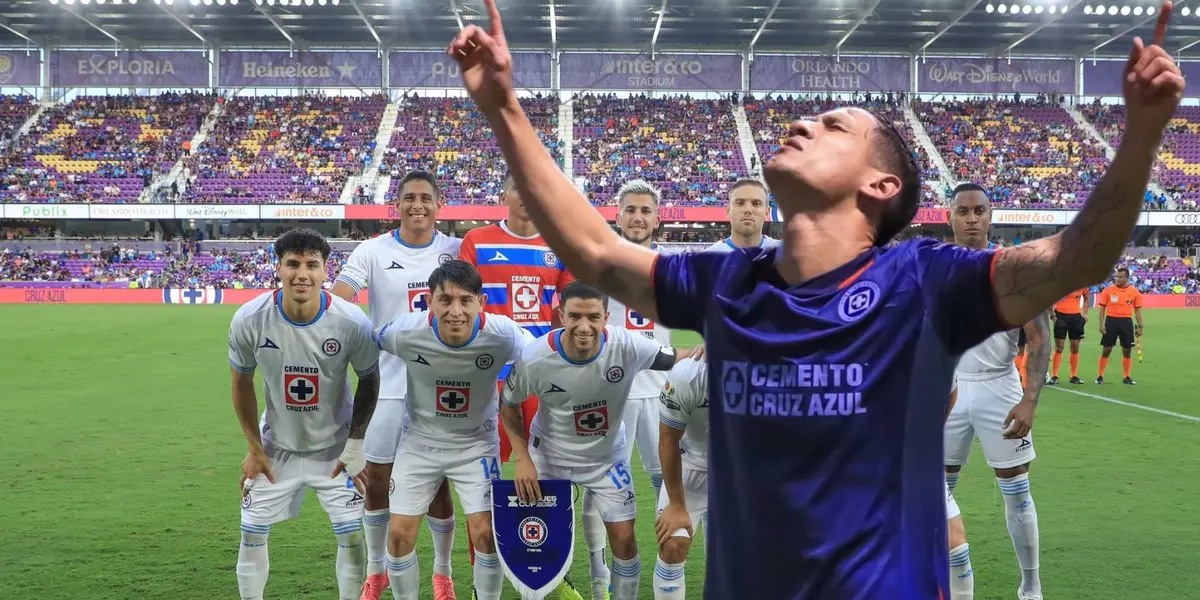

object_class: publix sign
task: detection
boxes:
[3,204,90,219]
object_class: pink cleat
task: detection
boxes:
[432,573,458,600]
[359,573,390,600]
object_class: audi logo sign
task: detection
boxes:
[1175,213,1200,225]
[1146,212,1200,227]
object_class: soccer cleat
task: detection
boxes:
[359,573,389,600]
[1048,376,1059,385]
[433,573,457,600]
[546,576,585,600]
[1095,376,1104,384]
[1069,376,1083,385]
[1123,377,1136,385]
[590,579,612,600]
[1018,589,1044,600]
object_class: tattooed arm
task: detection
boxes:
[347,370,380,440]
[1020,310,1052,408]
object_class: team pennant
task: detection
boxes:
[491,479,575,600]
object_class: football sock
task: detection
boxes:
[652,556,686,600]
[333,521,366,600]
[582,493,610,583]
[426,515,455,578]
[363,509,391,577]
[948,543,974,600]
[472,551,504,600]
[1051,351,1062,377]
[385,550,420,600]
[649,473,663,504]
[610,554,642,600]
[1098,357,1109,377]
[1069,352,1080,377]
[945,471,960,495]
[1122,357,1132,378]
[997,474,1041,596]
[236,523,271,600]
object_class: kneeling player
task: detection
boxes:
[501,282,684,600]
[374,260,533,600]
[652,358,709,600]
[230,228,382,600]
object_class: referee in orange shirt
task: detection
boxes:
[1049,288,1091,385]
[1096,267,1144,385]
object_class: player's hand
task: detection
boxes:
[655,502,694,546]
[241,451,275,497]
[1123,2,1186,135]
[1136,324,1144,336]
[687,344,706,360]
[448,0,516,115]
[1003,400,1036,439]
[1099,323,1107,336]
[514,457,542,503]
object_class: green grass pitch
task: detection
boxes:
[2,304,1198,599]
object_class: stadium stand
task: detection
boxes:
[1082,102,1200,211]
[183,95,385,205]
[0,93,212,204]
[573,94,746,205]
[377,94,561,204]
[915,97,1109,209]
[0,95,38,143]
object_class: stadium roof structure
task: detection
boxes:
[1,0,1198,58]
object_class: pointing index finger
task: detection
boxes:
[484,0,505,37]
[1153,1,1173,47]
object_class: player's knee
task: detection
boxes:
[387,516,420,556]
[607,523,638,560]
[995,464,1029,479]
[944,465,962,474]
[658,536,691,563]
[468,518,495,553]
[947,516,967,548]
[239,522,271,546]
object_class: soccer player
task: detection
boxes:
[231,228,381,600]
[944,374,973,600]
[331,170,464,600]
[459,173,594,600]
[1049,288,1092,384]
[704,178,778,252]
[450,2,1182,594]
[1096,267,1144,384]
[501,282,683,600]
[610,179,669,504]
[374,260,533,600]
[944,183,1050,600]
[652,357,709,600]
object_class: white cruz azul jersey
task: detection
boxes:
[957,329,1022,377]
[335,230,462,400]
[703,235,779,253]
[502,326,675,467]
[659,358,710,472]
[229,290,380,453]
[607,297,672,399]
[375,312,533,449]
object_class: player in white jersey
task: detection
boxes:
[703,178,779,253]
[650,357,709,600]
[331,170,464,600]
[230,229,382,600]
[501,282,684,600]
[373,260,532,600]
[943,373,974,599]
[943,184,1051,600]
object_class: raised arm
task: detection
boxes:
[991,5,1184,327]
[448,0,660,321]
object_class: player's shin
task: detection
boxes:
[334,520,367,600]
[427,484,456,578]
[581,492,610,585]
[467,513,503,600]
[948,543,974,600]
[606,523,640,600]
[997,473,1041,596]
[386,516,422,600]
[653,537,690,600]
[236,523,271,600]
[363,462,393,581]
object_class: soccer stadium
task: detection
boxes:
[2,0,1199,598]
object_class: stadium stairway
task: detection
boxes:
[733,103,762,177]
[141,98,224,203]
[1070,105,1168,197]
[17,101,52,138]
[559,98,574,179]
[903,103,951,202]
[348,100,400,205]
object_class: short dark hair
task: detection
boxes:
[398,170,440,198]
[1117,267,1130,276]
[951,182,990,200]
[559,281,608,310]
[870,115,921,247]
[428,259,483,296]
[730,178,767,195]
[274,228,330,261]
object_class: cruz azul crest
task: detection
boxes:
[491,479,575,599]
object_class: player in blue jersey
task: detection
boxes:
[448,1,1184,595]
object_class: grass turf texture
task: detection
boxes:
[2,305,1198,599]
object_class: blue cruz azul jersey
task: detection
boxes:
[651,238,1009,599]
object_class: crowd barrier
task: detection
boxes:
[2,287,1199,308]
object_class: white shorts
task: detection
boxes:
[529,443,638,523]
[622,396,662,475]
[389,437,500,516]
[945,369,1036,469]
[364,398,407,464]
[655,468,708,541]
[945,479,960,520]
[241,444,364,526]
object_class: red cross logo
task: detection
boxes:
[512,283,540,313]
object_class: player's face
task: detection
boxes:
[726,185,768,238]
[559,297,608,356]
[950,191,991,247]
[1115,271,1130,286]
[763,108,900,214]
[502,182,530,223]
[617,193,659,244]
[277,250,327,304]
[428,281,484,340]
[396,180,442,233]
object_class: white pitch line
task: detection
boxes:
[1046,386,1200,423]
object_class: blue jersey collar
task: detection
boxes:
[274,289,329,327]
[393,229,437,249]
[431,313,484,348]
[759,245,880,297]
